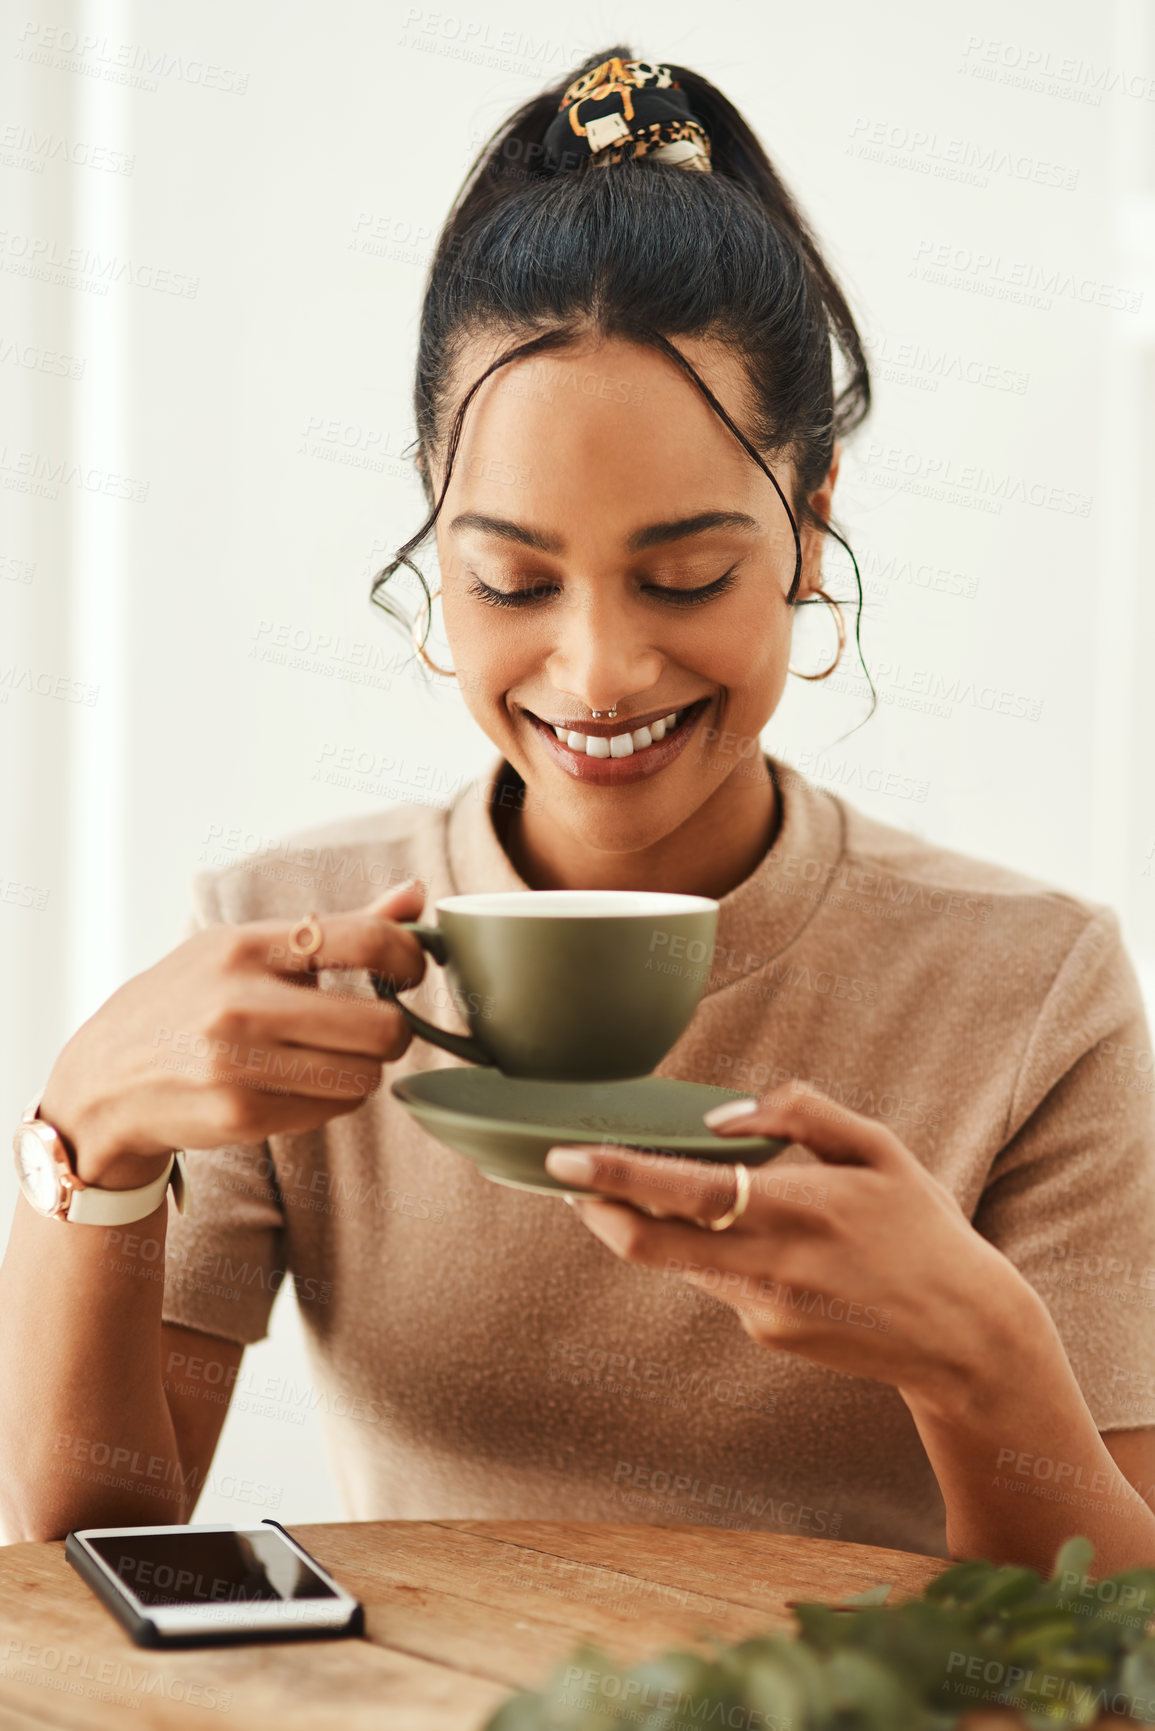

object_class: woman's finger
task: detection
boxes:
[559,1192,771,1273]
[229,882,429,987]
[544,1142,829,1232]
[701,1078,907,1171]
[156,1035,385,1103]
[223,976,415,1062]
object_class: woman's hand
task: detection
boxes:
[547,1081,1155,1572]
[36,880,430,1190]
[544,1077,1040,1412]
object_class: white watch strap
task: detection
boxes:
[21,1088,189,1225]
[67,1153,181,1225]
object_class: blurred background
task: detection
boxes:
[2,0,1153,1527]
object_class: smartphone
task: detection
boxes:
[65,1519,363,1648]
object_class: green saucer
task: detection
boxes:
[390,1069,787,1194]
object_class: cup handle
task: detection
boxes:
[371,921,494,1067]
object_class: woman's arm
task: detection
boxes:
[0,879,427,1540]
[0,1176,239,1541]
[900,1286,1155,1574]
[544,1079,1155,1574]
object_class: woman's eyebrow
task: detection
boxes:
[447,509,762,552]
[629,510,762,549]
[448,512,563,552]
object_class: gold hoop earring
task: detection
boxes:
[411,586,456,678]
[788,583,846,682]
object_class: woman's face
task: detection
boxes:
[427,333,837,855]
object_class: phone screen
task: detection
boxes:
[86,1529,339,1607]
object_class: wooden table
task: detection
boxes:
[0,1519,1069,1729]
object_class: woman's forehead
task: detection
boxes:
[433,331,771,479]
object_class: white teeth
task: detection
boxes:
[546,706,692,758]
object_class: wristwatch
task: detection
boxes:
[12,1090,188,1225]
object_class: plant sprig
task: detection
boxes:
[483,1538,1155,1731]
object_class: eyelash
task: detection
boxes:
[466,565,741,610]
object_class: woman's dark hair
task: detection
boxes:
[371,44,876,724]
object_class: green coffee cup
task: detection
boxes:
[373,890,719,1082]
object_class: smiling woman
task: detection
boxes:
[382,323,849,886]
[367,56,869,886]
[3,48,1155,1578]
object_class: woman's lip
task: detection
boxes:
[528,703,697,739]
[525,697,711,785]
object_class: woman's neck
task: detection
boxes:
[494,758,781,901]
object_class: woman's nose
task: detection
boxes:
[545,591,664,714]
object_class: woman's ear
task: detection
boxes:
[797,440,842,599]
[416,445,440,499]
[810,439,841,524]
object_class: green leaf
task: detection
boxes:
[963,1566,1041,1617]
[825,1648,922,1731]
[739,1653,811,1728]
[1119,1643,1155,1723]
[1001,1619,1084,1661]
[653,1656,739,1731]
[482,1689,551,1731]
[792,1602,858,1651]
[840,1584,893,1607]
[1051,1537,1095,1586]
[922,1558,1003,1607]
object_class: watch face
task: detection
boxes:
[14,1125,63,1215]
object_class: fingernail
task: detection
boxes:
[702,1097,758,1127]
[545,1148,594,1181]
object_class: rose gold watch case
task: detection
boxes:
[12,1116,87,1221]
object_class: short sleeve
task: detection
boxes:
[973,906,1155,1431]
[161,869,287,1346]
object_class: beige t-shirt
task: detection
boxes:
[161,752,1155,1556]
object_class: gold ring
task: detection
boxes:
[706,1163,751,1231]
[287,913,324,964]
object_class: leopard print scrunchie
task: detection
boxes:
[540,57,713,174]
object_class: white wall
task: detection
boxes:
[3,0,1153,1526]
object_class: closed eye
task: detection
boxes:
[466,565,741,609]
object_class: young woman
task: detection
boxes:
[4,49,1154,1575]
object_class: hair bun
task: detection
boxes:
[541,56,712,173]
